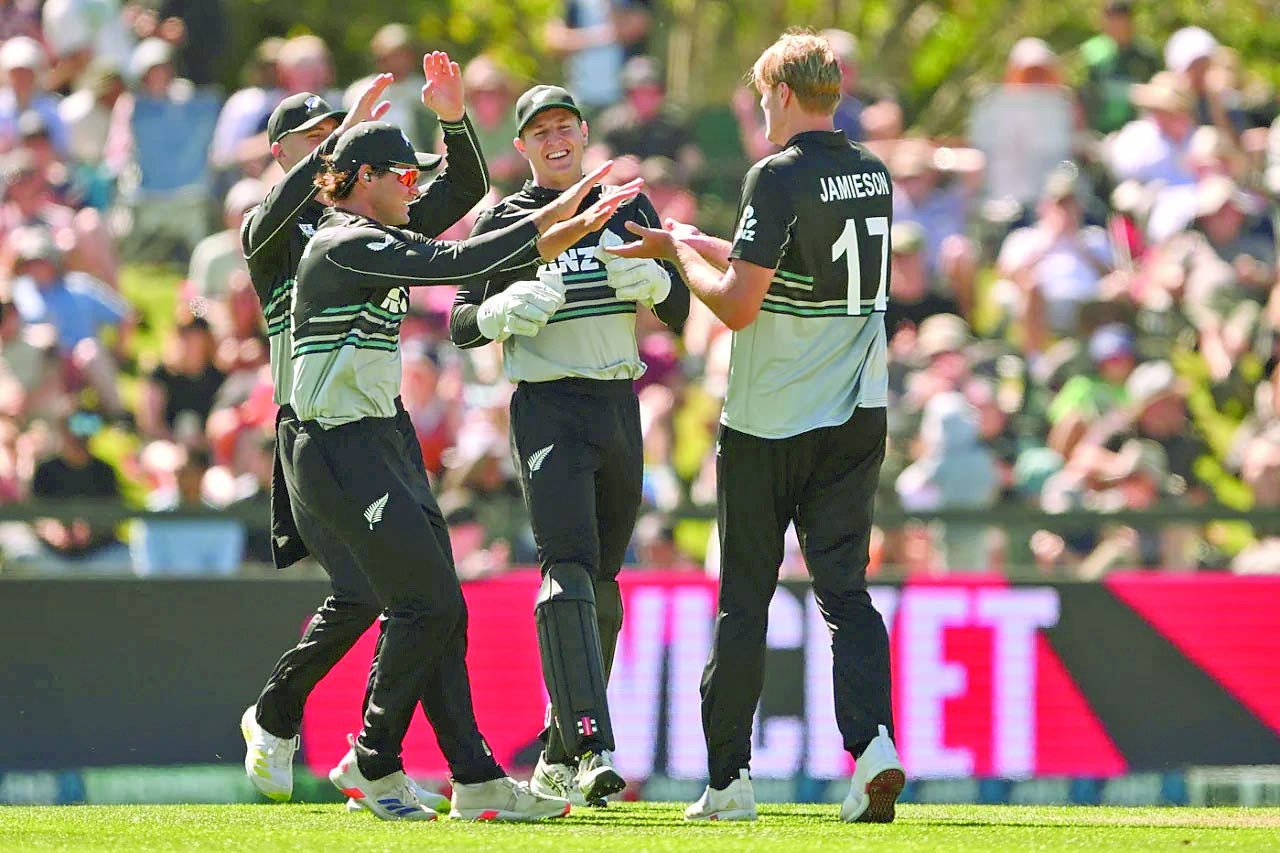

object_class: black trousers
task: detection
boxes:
[255,404,383,740]
[280,412,501,783]
[702,406,893,789]
[510,378,642,762]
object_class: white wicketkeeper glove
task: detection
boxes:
[596,229,671,307]
[476,268,566,341]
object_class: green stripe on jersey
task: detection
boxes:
[547,303,636,323]
[776,269,814,283]
[293,337,399,357]
[761,300,850,318]
[561,270,609,284]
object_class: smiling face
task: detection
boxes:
[515,107,588,190]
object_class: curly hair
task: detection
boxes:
[314,157,356,204]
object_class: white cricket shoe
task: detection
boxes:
[329,737,437,821]
[346,777,450,813]
[685,769,757,821]
[841,724,905,823]
[240,705,297,802]
[531,752,587,807]
[575,750,625,803]
[450,776,571,822]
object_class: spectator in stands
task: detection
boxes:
[8,226,131,417]
[460,55,523,193]
[1231,428,1280,573]
[137,316,225,445]
[638,155,696,223]
[820,28,865,141]
[1047,323,1136,457]
[0,36,70,157]
[131,443,244,575]
[400,339,458,478]
[890,138,982,316]
[1108,70,1197,188]
[41,0,134,87]
[130,0,228,88]
[543,0,652,113]
[186,176,266,304]
[884,222,960,338]
[0,296,62,425]
[208,36,283,181]
[1077,0,1161,135]
[343,24,437,152]
[1163,25,1246,138]
[58,60,126,173]
[997,163,1114,351]
[1145,125,1243,244]
[969,37,1075,211]
[23,409,131,573]
[105,36,220,261]
[597,55,701,181]
[1190,175,1273,293]
[896,391,999,571]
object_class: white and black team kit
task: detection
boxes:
[449,185,689,769]
[702,130,895,790]
[241,98,488,747]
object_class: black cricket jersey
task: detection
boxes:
[449,183,689,382]
[241,116,490,405]
[726,129,892,439]
[290,204,542,427]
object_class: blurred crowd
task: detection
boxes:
[2,0,1280,578]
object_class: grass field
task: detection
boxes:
[3,803,1278,852]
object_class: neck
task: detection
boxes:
[778,112,836,143]
[336,197,379,221]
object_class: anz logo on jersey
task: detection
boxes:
[543,244,602,274]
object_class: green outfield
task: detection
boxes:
[3,803,1278,852]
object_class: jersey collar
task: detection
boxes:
[784,129,849,148]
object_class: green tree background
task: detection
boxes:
[223,0,1280,134]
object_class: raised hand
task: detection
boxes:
[421,51,465,123]
[535,177,644,261]
[342,72,394,132]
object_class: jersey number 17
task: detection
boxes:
[832,216,889,316]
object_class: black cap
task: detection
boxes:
[267,92,346,144]
[331,121,419,172]
[1104,0,1134,13]
[515,85,583,136]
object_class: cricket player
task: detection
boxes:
[610,29,905,822]
[287,119,641,820]
[448,84,690,806]
[238,54,486,812]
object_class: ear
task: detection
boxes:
[270,141,283,162]
[513,136,529,160]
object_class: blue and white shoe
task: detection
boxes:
[329,735,437,821]
[346,777,450,813]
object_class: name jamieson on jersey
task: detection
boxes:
[818,170,891,203]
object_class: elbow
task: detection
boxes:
[721,305,758,332]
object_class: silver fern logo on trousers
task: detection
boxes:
[364,493,389,530]
[527,444,554,475]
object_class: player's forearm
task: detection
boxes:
[671,239,742,328]
[683,234,733,271]
[449,302,489,348]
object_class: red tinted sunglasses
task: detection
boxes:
[385,165,420,187]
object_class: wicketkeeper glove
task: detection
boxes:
[476,268,566,341]
[596,229,672,307]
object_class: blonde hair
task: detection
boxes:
[750,29,842,114]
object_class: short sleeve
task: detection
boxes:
[728,161,794,270]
